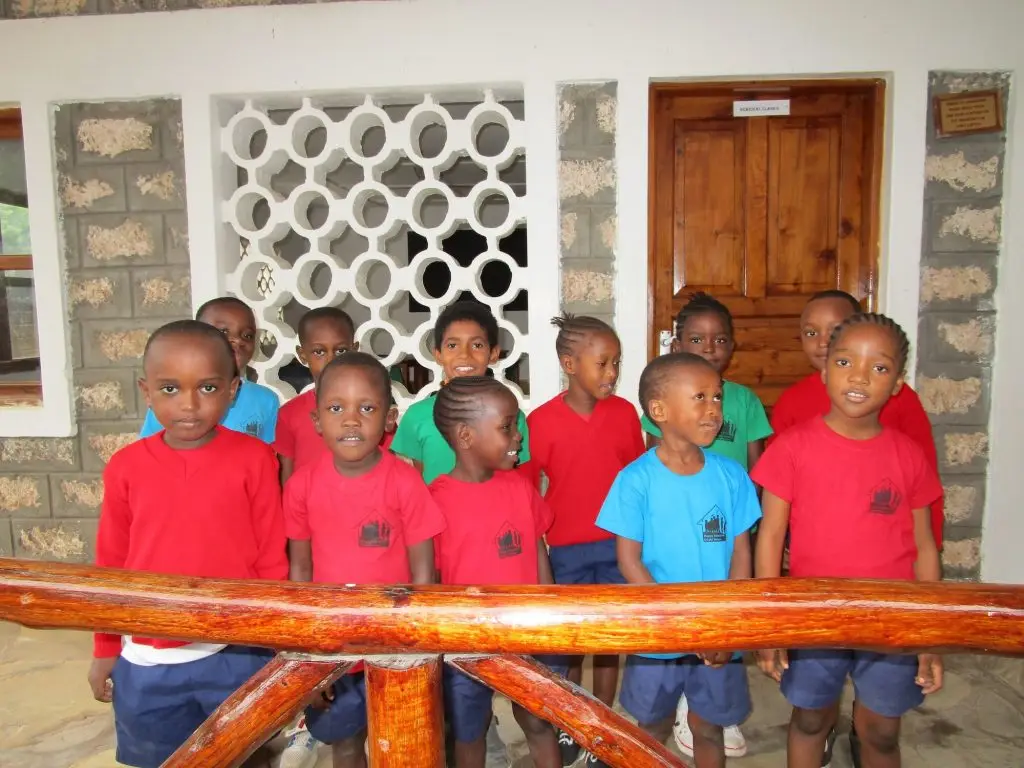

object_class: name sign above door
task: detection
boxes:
[733,99,791,117]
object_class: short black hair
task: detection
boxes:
[298,307,356,346]
[144,319,237,377]
[828,312,911,373]
[807,290,862,315]
[434,300,499,350]
[551,313,618,358]
[315,351,391,406]
[674,292,733,337]
[638,352,718,422]
[195,296,254,323]
[433,376,514,446]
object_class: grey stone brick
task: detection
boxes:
[12,518,98,563]
[558,154,616,205]
[74,367,139,420]
[78,213,165,267]
[917,253,997,312]
[924,142,1004,201]
[53,103,74,173]
[941,475,987,530]
[59,166,127,215]
[581,84,617,149]
[915,363,990,427]
[559,207,591,260]
[80,421,141,472]
[62,215,83,270]
[163,212,190,265]
[918,312,995,364]
[160,111,186,160]
[0,474,51,518]
[557,86,586,151]
[0,520,12,557]
[71,102,163,165]
[69,320,84,370]
[587,205,617,260]
[130,265,192,318]
[941,525,982,581]
[0,438,79,472]
[80,318,164,369]
[127,160,186,212]
[49,473,105,518]
[933,426,989,475]
[67,268,133,320]
[929,198,1002,253]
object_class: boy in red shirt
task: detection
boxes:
[276,307,397,483]
[88,320,287,768]
[524,314,643,768]
[430,376,565,768]
[284,352,444,768]
[754,313,943,768]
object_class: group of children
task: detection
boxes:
[87,287,945,768]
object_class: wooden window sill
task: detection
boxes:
[0,383,43,407]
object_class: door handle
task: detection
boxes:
[658,330,674,356]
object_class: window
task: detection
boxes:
[0,108,40,407]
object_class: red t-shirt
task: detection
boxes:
[274,389,396,470]
[770,372,944,546]
[524,394,645,546]
[94,428,288,657]
[284,450,444,584]
[752,418,942,580]
[430,471,554,585]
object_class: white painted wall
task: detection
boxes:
[0,0,1021,579]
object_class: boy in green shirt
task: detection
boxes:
[392,301,530,483]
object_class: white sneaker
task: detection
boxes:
[279,719,321,768]
[672,695,748,758]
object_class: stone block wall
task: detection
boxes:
[557,83,617,327]
[0,99,190,561]
[916,71,1011,580]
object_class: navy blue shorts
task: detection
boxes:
[619,655,751,728]
[444,656,569,743]
[781,650,923,718]
[548,538,626,586]
[111,646,272,768]
[305,672,368,743]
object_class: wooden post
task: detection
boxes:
[365,656,445,768]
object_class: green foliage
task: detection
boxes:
[0,203,31,254]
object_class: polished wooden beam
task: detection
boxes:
[366,656,445,767]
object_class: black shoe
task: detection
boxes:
[849,725,863,768]
[583,752,610,768]
[821,727,837,768]
[557,729,582,766]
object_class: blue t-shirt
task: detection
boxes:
[596,448,761,659]
[139,379,280,444]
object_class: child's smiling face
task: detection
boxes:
[433,319,499,381]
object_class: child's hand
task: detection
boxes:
[88,657,117,703]
[697,651,731,668]
[309,683,336,710]
[756,649,788,682]
[916,654,943,695]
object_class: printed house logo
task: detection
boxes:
[869,480,901,515]
[358,516,391,548]
[718,420,737,442]
[495,522,523,559]
[244,420,261,437]
[700,506,727,543]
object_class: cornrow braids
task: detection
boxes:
[674,291,733,336]
[550,313,618,359]
[827,312,911,372]
[433,376,513,447]
[807,289,861,315]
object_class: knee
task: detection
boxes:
[512,706,553,738]
[860,719,901,755]
[791,707,833,738]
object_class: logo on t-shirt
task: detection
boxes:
[718,421,737,443]
[244,420,261,438]
[358,517,392,548]
[495,522,523,559]
[869,480,902,515]
[700,506,727,543]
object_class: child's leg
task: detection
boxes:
[684,657,751,768]
[591,538,625,708]
[848,652,925,768]
[299,671,369,768]
[617,655,687,744]
[511,703,560,768]
[685,709,725,768]
[329,734,368,768]
[592,654,620,708]
[443,667,495,768]
[780,650,853,768]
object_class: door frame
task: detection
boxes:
[646,78,887,360]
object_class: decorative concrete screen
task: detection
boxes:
[220,90,529,411]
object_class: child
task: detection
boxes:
[640,292,769,758]
[392,300,530,483]
[284,352,444,768]
[275,307,397,484]
[597,353,760,768]
[89,320,287,768]
[138,296,279,443]
[429,376,564,768]
[524,314,644,768]
[753,313,943,768]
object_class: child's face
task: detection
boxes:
[672,312,734,374]
[139,335,238,450]
[564,331,621,401]
[801,298,856,372]
[314,366,387,474]
[822,324,903,420]
[298,319,357,383]
[461,389,522,472]
[648,365,723,448]
[434,319,499,381]
[199,303,257,374]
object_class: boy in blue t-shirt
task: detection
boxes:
[139,297,279,443]
[597,352,760,768]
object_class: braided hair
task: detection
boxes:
[827,312,911,372]
[433,376,514,447]
[551,313,617,359]
[674,292,733,337]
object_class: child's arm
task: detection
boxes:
[390,412,425,476]
[912,505,944,694]
[251,451,289,581]
[753,490,791,681]
[537,541,555,585]
[746,439,765,470]
[616,537,654,584]
[288,540,313,582]
[408,540,436,585]
[279,456,295,486]
[729,531,753,580]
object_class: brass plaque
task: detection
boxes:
[935,91,1003,137]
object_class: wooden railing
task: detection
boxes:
[2,558,1023,767]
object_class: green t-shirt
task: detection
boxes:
[391,394,531,484]
[640,379,771,469]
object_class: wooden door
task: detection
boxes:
[648,81,884,408]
